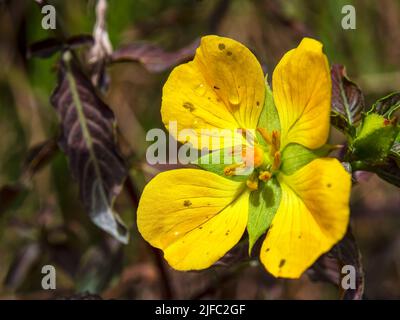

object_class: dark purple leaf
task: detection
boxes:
[50,52,129,243]
[307,227,364,300]
[27,35,94,59]
[373,156,400,187]
[111,39,200,72]
[0,185,25,217]
[370,92,400,118]
[331,64,365,135]
[22,138,58,179]
[66,34,94,49]
[27,38,63,59]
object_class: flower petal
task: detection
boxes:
[260,158,351,278]
[137,169,249,270]
[162,35,265,149]
[272,38,331,150]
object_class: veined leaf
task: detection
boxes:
[247,177,281,254]
[369,92,400,118]
[51,52,129,244]
[331,64,365,136]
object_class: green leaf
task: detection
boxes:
[350,113,399,163]
[192,148,248,182]
[257,78,280,134]
[51,52,129,244]
[247,177,281,254]
[280,143,334,175]
[331,64,365,137]
[368,92,400,119]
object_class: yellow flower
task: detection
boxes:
[137,35,351,278]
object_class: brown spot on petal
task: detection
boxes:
[183,200,192,207]
[218,43,225,50]
[279,259,286,268]
[183,102,195,112]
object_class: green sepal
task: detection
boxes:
[280,143,334,175]
[350,113,399,163]
[192,147,248,182]
[257,77,280,148]
[247,177,281,254]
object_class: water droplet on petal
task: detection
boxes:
[194,83,206,96]
[192,117,206,128]
[229,95,240,106]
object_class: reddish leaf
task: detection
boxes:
[307,227,364,300]
[331,64,365,136]
[111,39,200,72]
[50,52,129,243]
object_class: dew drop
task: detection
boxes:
[192,117,206,128]
[229,95,240,106]
[194,83,206,96]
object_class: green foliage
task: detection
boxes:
[350,114,399,163]
[331,63,400,188]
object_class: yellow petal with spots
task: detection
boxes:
[260,158,351,278]
[272,38,331,150]
[161,35,265,149]
[137,169,249,270]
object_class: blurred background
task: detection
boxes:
[0,0,399,299]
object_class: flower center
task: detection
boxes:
[222,128,282,190]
